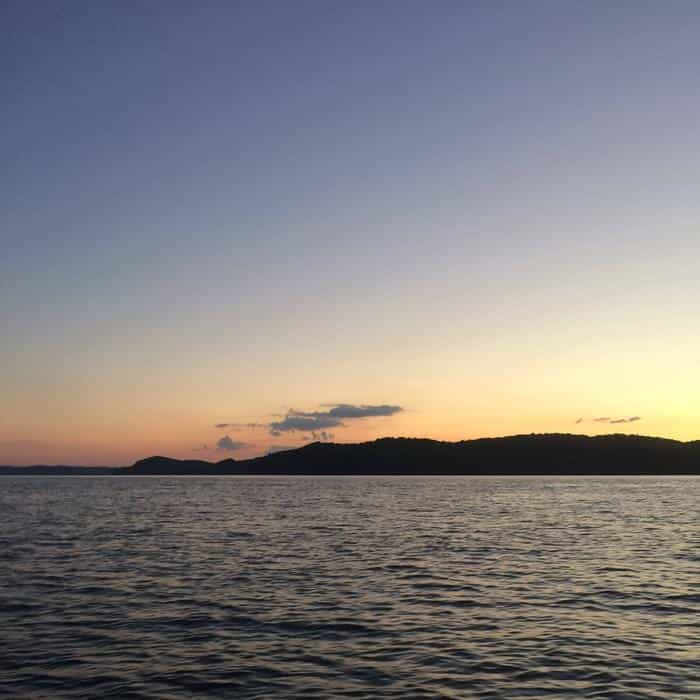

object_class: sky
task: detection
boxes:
[2,1,699,465]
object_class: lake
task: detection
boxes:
[2,476,699,698]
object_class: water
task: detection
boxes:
[1,476,699,699]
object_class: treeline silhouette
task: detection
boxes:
[3,433,700,475]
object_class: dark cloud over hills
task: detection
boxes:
[269,404,402,436]
[216,436,247,451]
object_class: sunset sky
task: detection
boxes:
[3,1,699,465]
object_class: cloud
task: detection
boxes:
[575,417,583,424]
[192,444,208,452]
[267,403,403,435]
[327,404,403,419]
[216,435,247,451]
[610,416,642,424]
[581,416,643,425]
[215,403,404,437]
[269,413,343,434]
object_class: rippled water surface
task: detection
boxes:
[2,476,699,699]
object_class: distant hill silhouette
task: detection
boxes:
[129,455,238,475]
[2,433,700,475]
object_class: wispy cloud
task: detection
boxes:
[269,404,402,435]
[610,416,641,424]
[210,404,403,444]
[269,412,342,436]
[327,404,402,419]
[577,416,642,425]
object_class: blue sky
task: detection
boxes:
[2,1,700,463]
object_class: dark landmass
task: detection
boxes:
[2,433,700,475]
[0,465,123,475]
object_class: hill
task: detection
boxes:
[3,434,699,476]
